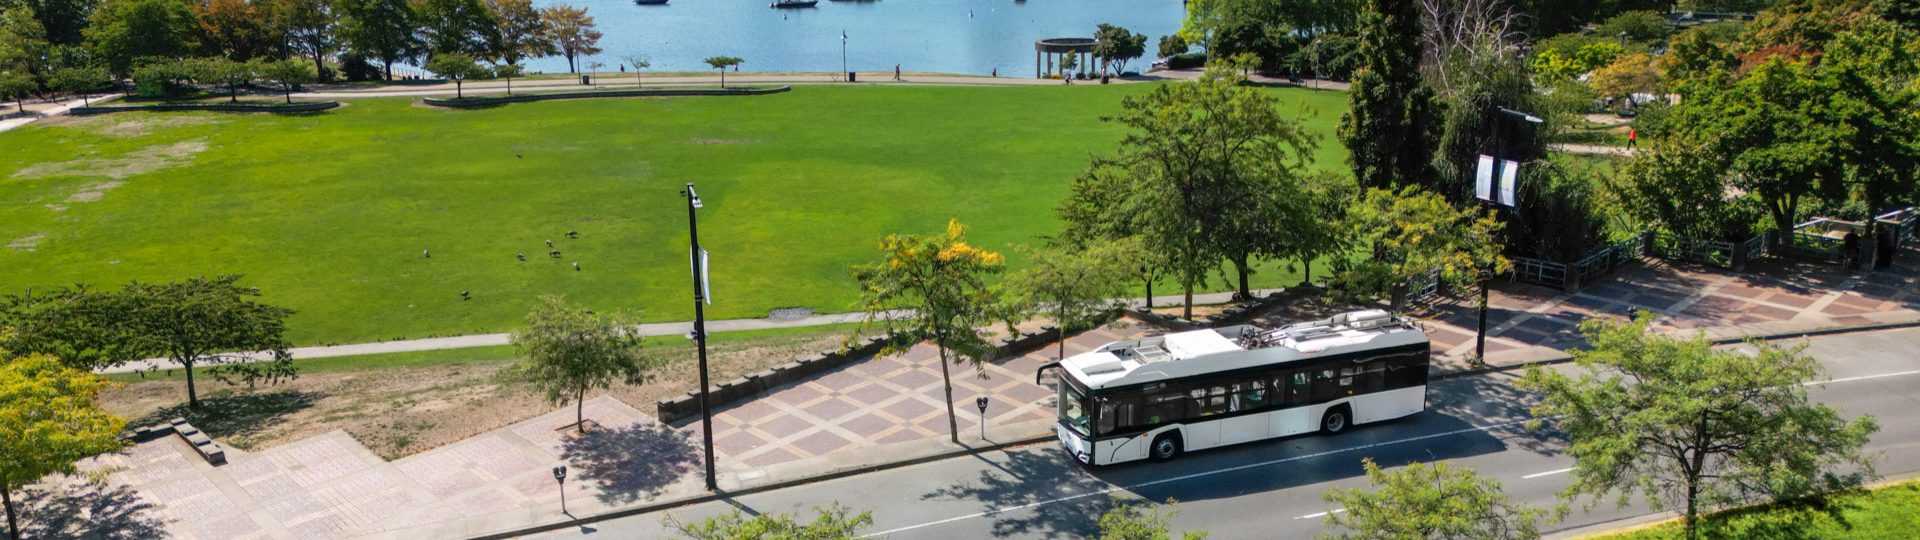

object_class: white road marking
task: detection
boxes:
[861,368,1920,538]
[1522,467,1573,479]
[1809,369,1920,386]
[862,418,1534,537]
[1293,508,1346,520]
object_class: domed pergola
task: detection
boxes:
[1035,37,1098,79]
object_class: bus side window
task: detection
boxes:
[1363,361,1388,392]
[1313,369,1343,401]
[1144,391,1185,426]
[1388,353,1429,389]
[1197,385,1230,416]
[1240,380,1268,410]
[1096,399,1117,435]
[1115,399,1140,430]
[1288,372,1311,404]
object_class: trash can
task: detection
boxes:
[848,71,857,82]
[580,74,590,85]
[1101,74,1110,84]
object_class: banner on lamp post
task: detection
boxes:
[690,247,710,304]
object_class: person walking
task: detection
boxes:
[894,64,901,81]
[1627,127,1638,149]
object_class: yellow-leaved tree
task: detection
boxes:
[0,354,128,540]
[851,220,1011,444]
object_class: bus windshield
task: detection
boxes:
[1059,382,1091,436]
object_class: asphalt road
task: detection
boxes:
[522,327,1920,540]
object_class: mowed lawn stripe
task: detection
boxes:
[0,84,1353,345]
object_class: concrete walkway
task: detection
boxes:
[0,92,122,133]
[1550,143,1637,156]
[95,288,1284,375]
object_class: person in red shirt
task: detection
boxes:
[1627,127,1638,149]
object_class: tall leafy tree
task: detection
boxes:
[0,8,52,79]
[1338,0,1441,192]
[1516,314,1881,540]
[120,275,298,409]
[1092,23,1146,75]
[1321,459,1544,540]
[257,58,313,102]
[278,0,339,81]
[851,220,1008,444]
[48,66,107,104]
[0,73,33,112]
[1082,68,1317,317]
[0,286,144,372]
[12,0,99,46]
[0,354,126,540]
[1330,186,1508,313]
[337,0,419,80]
[424,50,484,96]
[1699,58,1847,241]
[702,55,740,87]
[83,0,199,75]
[509,296,655,428]
[413,0,494,58]
[541,3,598,73]
[201,56,254,102]
[1003,238,1138,362]
[666,503,872,539]
[1097,498,1208,540]
[1058,155,1169,309]
[484,0,550,66]
[195,0,280,61]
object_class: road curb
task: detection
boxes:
[1431,319,1920,382]
[461,434,1054,540]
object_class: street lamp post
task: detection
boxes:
[1475,107,1544,364]
[682,183,717,492]
[842,30,849,82]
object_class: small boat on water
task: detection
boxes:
[635,0,667,4]
[770,0,816,7]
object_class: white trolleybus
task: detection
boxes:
[1036,309,1429,465]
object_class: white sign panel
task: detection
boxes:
[1498,159,1520,207]
[1475,155,1496,203]
[691,247,711,304]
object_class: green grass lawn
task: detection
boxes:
[1,84,1353,345]
[1590,481,1920,540]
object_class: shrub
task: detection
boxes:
[1508,160,1609,261]
[1166,53,1207,70]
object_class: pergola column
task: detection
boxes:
[1035,50,1041,78]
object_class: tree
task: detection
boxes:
[337,0,420,80]
[414,0,496,58]
[13,0,98,46]
[484,0,551,66]
[1697,58,1847,241]
[48,66,106,105]
[0,7,51,79]
[1588,53,1660,113]
[1003,239,1138,362]
[258,58,313,102]
[1059,51,1078,76]
[195,0,280,61]
[0,286,144,372]
[1093,23,1147,75]
[665,503,872,539]
[1157,33,1188,59]
[541,4,598,73]
[200,57,254,102]
[1330,186,1508,313]
[492,62,520,94]
[1515,314,1881,540]
[1599,10,1671,44]
[279,0,340,81]
[509,296,654,429]
[1097,498,1208,540]
[702,55,741,87]
[1338,0,1442,192]
[119,275,297,409]
[1321,459,1545,540]
[851,220,1008,444]
[424,51,485,97]
[623,52,648,87]
[83,0,200,76]
[0,355,127,540]
[0,72,33,113]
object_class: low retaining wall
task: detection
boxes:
[121,417,227,465]
[1124,287,1316,330]
[424,86,791,108]
[656,323,1067,424]
[69,101,340,116]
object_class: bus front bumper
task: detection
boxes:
[1057,424,1092,464]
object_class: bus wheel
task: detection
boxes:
[1149,433,1182,462]
[1321,406,1350,434]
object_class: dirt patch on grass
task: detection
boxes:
[102,328,872,460]
[687,137,759,145]
[50,114,226,137]
[7,233,44,251]
[66,180,126,202]
[10,141,207,180]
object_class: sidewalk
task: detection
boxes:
[98,289,1283,375]
[0,92,122,133]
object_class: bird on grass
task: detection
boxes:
[550,250,562,258]
[423,249,430,258]
[546,239,554,247]
[517,253,525,261]
[566,231,578,238]
[460,291,470,300]
[573,262,581,271]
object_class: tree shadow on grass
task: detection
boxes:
[1693,490,1862,540]
[560,423,702,505]
[131,390,319,445]
[18,478,169,540]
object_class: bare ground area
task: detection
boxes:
[100,328,874,460]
